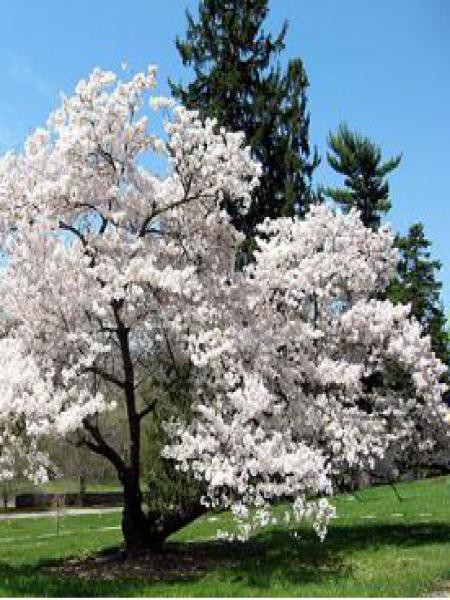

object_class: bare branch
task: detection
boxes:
[84,365,125,389]
[59,220,88,247]
[137,398,158,421]
[82,417,125,476]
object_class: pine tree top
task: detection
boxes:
[388,222,449,368]
[171,0,319,245]
[325,123,401,229]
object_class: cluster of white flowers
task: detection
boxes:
[165,206,448,539]
[0,67,447,543]
[0,66,258,486]
[0,338,53,483]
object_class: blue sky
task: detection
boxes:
[0,0,449,307]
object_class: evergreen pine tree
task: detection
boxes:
[170,0,319,241]
[325,123,401,229]
[388,223,449,368]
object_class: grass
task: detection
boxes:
[33,479,121,495]
[0,476,448,596]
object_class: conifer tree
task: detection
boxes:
[325,123,401,229]
[170,0,319,240]
[388,223,449,369]
[325,126,448,376]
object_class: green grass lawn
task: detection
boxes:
[34,479,121,494]
[0,476,448,597]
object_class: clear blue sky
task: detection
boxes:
[0,1,448,308]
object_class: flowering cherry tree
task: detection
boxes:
[166,206,448,539]
[0,67,447,553]
[0,66,259,551]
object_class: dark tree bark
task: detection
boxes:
[120,467,154,553]
[120,466,205,554]
[114,301,153,553]
[79,299,205,555]
[82,414,205,554]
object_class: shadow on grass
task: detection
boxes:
[0,564,140,597]
[191,521,450,590]
[0,522,449,596]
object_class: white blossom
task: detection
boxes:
[0,66,446,542]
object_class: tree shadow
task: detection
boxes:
[234,521,450,589]
[0,522,448,595]
[0,562,143,597]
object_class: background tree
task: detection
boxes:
[171,0,319,242]
[325,123,401,229]
[387,223,449,370]
[140,359,203,515]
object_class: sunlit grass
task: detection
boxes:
[0,476,448,596]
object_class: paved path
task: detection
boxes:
[429,582,450,598]
[0,506,122,521]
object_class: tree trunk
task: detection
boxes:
[121,469,206,555]
[91,304,206,554]
[121,469,155,554]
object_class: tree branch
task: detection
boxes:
[82,417,126,476]
[138,175,195,237]
[84,365,125,389]
[59,220,88,247]
[137,399,158,421]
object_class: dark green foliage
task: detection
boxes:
[387,223,449,370]
[325,123,401,229]
[171,0,319,242]
[142,399,202,516]
[140,364,203,516]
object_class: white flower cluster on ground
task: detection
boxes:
[0,67,447,541]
